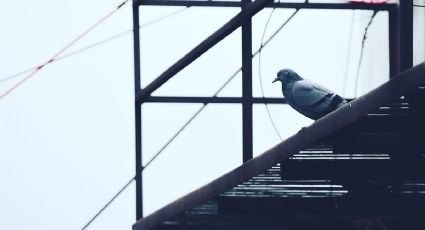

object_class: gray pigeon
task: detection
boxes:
[273,69,347,120]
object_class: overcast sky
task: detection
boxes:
[0,1,423,229]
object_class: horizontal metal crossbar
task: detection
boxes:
[137,0,396,11]
[145,96,286,104]
[135,0,274,104]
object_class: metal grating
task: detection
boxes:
[222,165,348,198]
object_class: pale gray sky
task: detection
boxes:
[2,1,422,229]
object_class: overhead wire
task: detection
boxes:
[0,0,131,100]
[142,67,241,170]
[354,10,377,97]
[80,176,135,230]
[0,7,190,84]
[0,30,131,84]
[81,67,241,230]
[83,5,304,228]
[342,11,356,161]
[258,3,300,141]
[342,10,356,95]
[78,7,192,230]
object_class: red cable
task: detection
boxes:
[0,0,129,100]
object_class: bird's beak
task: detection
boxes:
[272,78,278,83]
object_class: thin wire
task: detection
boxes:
[0,30,131,83]
[253,10,297,57]
[258,7,283,141]
[258,5,300,141]
[0,7,190,84]
[77,8,191,230]
[0,0,130,100]
[142,67,241,169]
[413,4,425,7]
[141,6,190,28]
[354,10,377,97]
[342,10,356,95]
[80,176,135,230]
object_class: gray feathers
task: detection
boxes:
[273,69,347,120]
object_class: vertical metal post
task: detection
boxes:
[242,0,253,162]
[399,0,413,72]
[389,6,399,78]
[133,1,143,220]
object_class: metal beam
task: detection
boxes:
[138,0,396,11]
[242,0,253,162]
[132,1,143,220]
[133,62,425,230]
[139,0,240,7]
[143,96,287,104]
[400,0,414,72]
[388,6,399,78]
[135,0,274,104]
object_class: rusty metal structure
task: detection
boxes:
[132,0,423,229]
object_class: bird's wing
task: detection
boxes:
[291,80,333,108]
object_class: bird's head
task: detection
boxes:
[273,68,302,84]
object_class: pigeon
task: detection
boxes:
[272,69,347,120]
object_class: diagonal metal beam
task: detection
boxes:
[135,0,274,104]
[133,62,425,230]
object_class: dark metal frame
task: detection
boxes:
[133,62,425,230]
[132,1,143,220]
[400,0,413,72]
[138,0,395,10]
[132,0,404,220]
[242,0,253,162]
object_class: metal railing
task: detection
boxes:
[132,0,401,221]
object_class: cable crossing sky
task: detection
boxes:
[0,0,130,100]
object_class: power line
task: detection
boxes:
[142,67,241,170]
[141,6,190,28]
[258,4,300,141]
[413,4,425,7]
[0,30,131,84]
[0,7,190,84]
[81,67,241,230]
[342,10,356,95]
[0,0,130,100]
[354,10,377,97]
[81,177,135,230]
[78,8,192,230]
